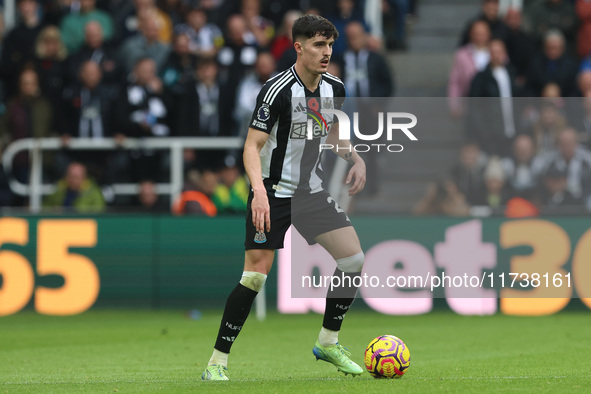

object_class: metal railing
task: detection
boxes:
[2,137,244,212]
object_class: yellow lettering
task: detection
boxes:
[0,218,34,316]
[500,220,571,316]
[35,220,99,315]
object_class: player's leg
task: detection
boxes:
[202,249,274,381]
[312,226,365,375]
[316,226,363,340]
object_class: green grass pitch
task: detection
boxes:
[0,310,590,393]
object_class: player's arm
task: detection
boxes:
[326,121,366,195]
[244,127,271,232]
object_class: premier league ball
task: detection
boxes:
[364,335,411,378]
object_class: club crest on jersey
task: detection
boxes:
[323,97,333,109]
[257,104,270,121]
[254,231,267,243]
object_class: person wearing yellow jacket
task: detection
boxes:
[44,162,105,213]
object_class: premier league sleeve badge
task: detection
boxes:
[257,104,271,121]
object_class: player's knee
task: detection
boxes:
[336,251,364,273]
[240,271,267,292]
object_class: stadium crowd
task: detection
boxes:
[0,0,408,213]
[2,0,591,216]
[426,0,591,216]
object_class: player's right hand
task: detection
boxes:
[251,191,271,233]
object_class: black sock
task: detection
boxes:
[322,268,361,332]
[214,283,258,353]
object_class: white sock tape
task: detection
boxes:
[240,271,267,292]
[336,252,364,273]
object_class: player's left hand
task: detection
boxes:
[346,160,366,196]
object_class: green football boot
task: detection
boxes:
[201,364,229,381]
[312,340,364,376]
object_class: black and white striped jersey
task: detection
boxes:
[249,65,345,198]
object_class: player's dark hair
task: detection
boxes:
[292,14,339,41]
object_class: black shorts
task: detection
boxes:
[244,190,352,250]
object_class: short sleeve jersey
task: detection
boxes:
[249,65,346,198]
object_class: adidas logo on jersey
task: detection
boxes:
[222,336,236,342]
[293,103,306,113]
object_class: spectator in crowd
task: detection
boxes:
[176,57,231,170]
[481,156,510,209]
[343,20,394,195]
[538,160,582,207]
[160,32,199,95]
[328,0,368,57]
[43,161,105,212]
[449,141,488,206]
[241,0,275,48]
[343,21,395,98]
[527,100,568,153]
[460,0,510,46]
[157,0,185,26]
[576,0,591,59]
[499,0,525,14]
[109,0,137,43]
[61,61,117,183]
[211,164,249,213]
[574,91,591,147]
[34,26,68,131]
[525,0,577,51]
[197,0,229,27]
[448,20,491,117]
[532,128,591,204]
[172,169,218,216]
[501,134,538,196]
[578,70,591,94]
[383,0,410,50]
[66,21,121,91]
[413,180,471,216]
[528,29,579,96]
[174,7,224,58]
[118,12,171,75]
[468,39,519,156]
[114,57,170,181]
[132,179,169,212]
[60,0,114,53]
[115,0,172,44]
[541,81,563,97]
[234,52,276,135]
[0,68,54,183]
[63,61,115,140]
[504,8,535,82]
[270,10,302,62]
[578,52,591,74]
[217,14,258,97]
[136,0,173,44]
[0,0,44,98]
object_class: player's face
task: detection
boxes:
[299,34,334,75]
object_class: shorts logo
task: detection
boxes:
[257,104,271,121]
[254,231,267,243]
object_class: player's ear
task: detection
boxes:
[294,40,303,54]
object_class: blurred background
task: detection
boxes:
[0,0,590,315]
